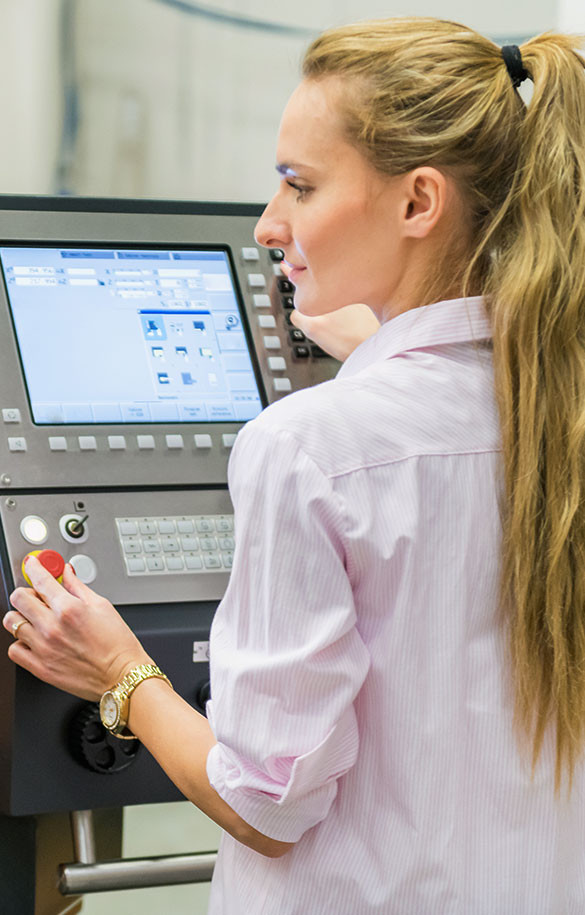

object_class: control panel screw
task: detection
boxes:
[4,498,16,510]
[0,474,12,486]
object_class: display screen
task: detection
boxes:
[0,245,263,424]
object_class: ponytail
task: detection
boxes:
[482,34,585,790]
[303,19,585,788]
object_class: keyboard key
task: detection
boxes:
[219,537,235,550]
[127,557,146,572]
[196,519,214,533]
[147,557,165,571]
[158,520,176,534]
[222,552,234,569]
[161,537,180,552]
[119,521,138,535]
[139,521,157,534]
[180,536,199,551]
[199,537,217,551]
[216,518,233,532]
[143,539,161,553]
[203,554,222,569]
[185,555,203,570]
[123,539,142,554]
[177,519,195,533]
[165,556,184,571]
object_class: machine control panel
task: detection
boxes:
[0,197,339,817]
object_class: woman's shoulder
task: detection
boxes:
[238,351,499,479]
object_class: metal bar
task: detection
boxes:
[70,809,96,864]
[59,851,216,894]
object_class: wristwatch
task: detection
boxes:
[99,663,172,739]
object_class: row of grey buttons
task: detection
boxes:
[117,515,234,576]
[8,433,238,453]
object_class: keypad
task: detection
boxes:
[116,514,234,576]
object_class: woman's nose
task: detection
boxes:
[254,195,291,250]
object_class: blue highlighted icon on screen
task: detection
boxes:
[141,315,167,340]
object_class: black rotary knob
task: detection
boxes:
[69,703,141,774]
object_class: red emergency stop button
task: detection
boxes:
[22,549,66,585]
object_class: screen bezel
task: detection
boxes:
[0,240,268,426]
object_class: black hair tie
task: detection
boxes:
[501,44,529,89]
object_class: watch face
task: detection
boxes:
[100,691,119,729]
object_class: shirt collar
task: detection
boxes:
[337,296,491,379]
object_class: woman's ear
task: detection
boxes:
[401,167,447,239]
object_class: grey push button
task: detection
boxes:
[2,408,21,423]
[199,536,217,551]
[157,520,176,534]
[8,437,27,452]
[119,521,138,535]
[161,537,180,552]
[143,539,161,553]
[222,434,237,448]
[263,336,281,350]
[241,247,259,261]
[69,553,97,584]
[196,519,214,533]
[185,555,203,570]
[203,554,222,569]
[180,536,199,550]
[108,435,126,450]
[49,436,67,451]
[248,274,266,288]
[216,518,233,532]
[166,434,184,450]
[253,294,271,309]
[78,436,97,451]
[177,519,194,533]
[165,556,184,571]
[123,539,142,554]
[273,378,292,392]
[258,315,276,328]
[127,557,146,573]
[139,521,157,534]
[147,557,165,571]
[137,435,155,450]
[268,356,286,371]
[194,434,212,449]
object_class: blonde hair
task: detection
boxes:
[303,18,585,790]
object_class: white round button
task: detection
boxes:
[20,515,49,545]
[69,554,97,584]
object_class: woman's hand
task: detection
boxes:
[3,555,152,700]
[290,303,380,362]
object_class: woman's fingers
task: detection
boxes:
[290,304,380,361]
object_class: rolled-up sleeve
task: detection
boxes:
[206,420,371,843]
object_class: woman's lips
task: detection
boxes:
[287,265,306,283]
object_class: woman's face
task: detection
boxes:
[254,78,408,320]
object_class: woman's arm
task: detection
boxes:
[3,557,293,858]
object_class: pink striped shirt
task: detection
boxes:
[206,296,585,914]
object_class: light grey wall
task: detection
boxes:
[0,0,559,201]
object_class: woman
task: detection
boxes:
[5,18,585,913]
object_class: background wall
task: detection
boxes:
[0,0,558,203]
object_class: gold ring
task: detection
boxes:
[12,619,28,638]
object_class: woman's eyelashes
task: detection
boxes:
[286,180,313,201]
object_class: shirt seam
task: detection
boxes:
[325,446,502,482]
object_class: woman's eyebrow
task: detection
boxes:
[275,162,314,177]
